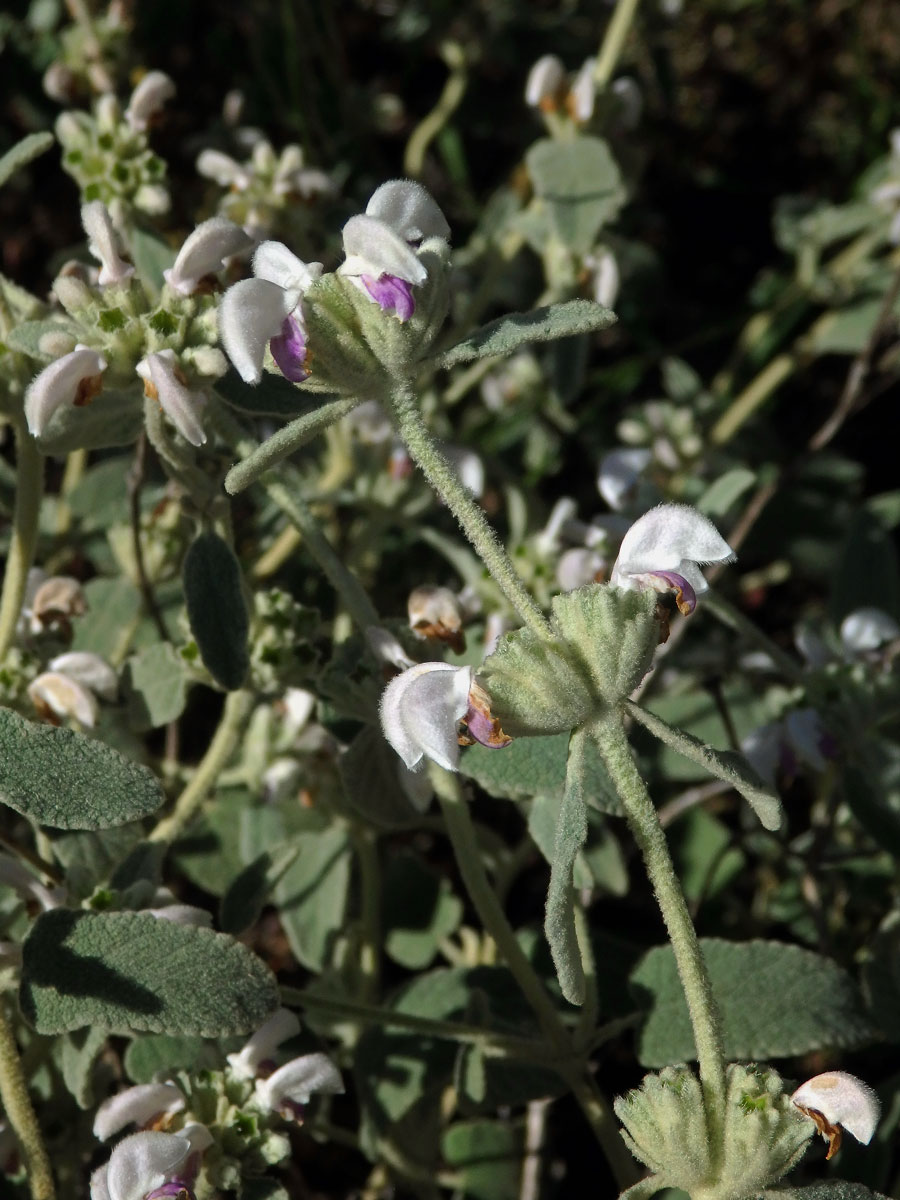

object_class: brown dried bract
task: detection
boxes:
[796,1103,843,1159]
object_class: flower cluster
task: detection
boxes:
[220,179,451,392]
[23,202,250,450]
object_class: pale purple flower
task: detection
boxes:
[339,180,449,322]
[525,55,566,110]
[227,1008,301,1081]
[380,663,474,773]
[219,242,322,384]
[90,1128,209,1200]
[610,504,735,613]
[28,671,98,728]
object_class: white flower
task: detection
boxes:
[840,607,900,654]
[28,671,98,728]
[443,444,485,499]
[24,345,107,438]
[93,1083,185,1141]
[124,71,175,132]
[219,242,322,384]
[365,626,415,671]
[81,202,134,286]
[49,651,118,702]
[408,586,465,652]
[196,148,251,190]
[597,448,651,511]
[791,1072,880,1158]
[227,1008,301,1081]
[587,247,620,309]
[557,547,606,592]
[164,217,253,296]
[379,662,473,773]
[136,351,207,447]
[338,180,449,321]
[570,58,596,122]
[90,1130,194,1200]
[525,55,566,109]
[255,1052,344,1115]
[610,504,735,613]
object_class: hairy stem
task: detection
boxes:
[430,763,638,1188]
[149,688,254,843]
[595,0,642,90]
[0,997,55,1200]
[592,715,726,1119]
[391,383,552,640]
[0,419,44,664]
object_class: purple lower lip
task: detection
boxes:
[647,570,697,615]
[270,313,309,382]
[361,273,416,321]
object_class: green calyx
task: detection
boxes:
[481,584,660,737]
[614,1063,813,1200]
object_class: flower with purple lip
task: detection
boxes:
[338,179,450,323]
[610,503,735,614]
[379,662,510,774]
[219,242,322,385]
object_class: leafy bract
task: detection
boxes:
[440,300,616,368]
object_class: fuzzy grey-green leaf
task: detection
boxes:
[0,131,54,189]
[627,700,783,830]
[440,300,616,368]
[544,728,588,1005]
[632,939,875,1067]
[0,706,164,829]
[21,909,278,1035]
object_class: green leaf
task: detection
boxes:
[340,725,423,827]
[21,909,278,1035]
[442,1119,523,1200]
[383,852,463,970]
[696,468,757,519]
[223,397,360,495]
[841,764,900,859]
[218,847,299,935]
[544,728,588,1006]
[129,227,176,293]
[5,317,80,360]
[811,296,889,356]
[38,385,144,454]
[460,730,622,815]
[525,135,626,252]
[270,825,351,971]
[123,642,189,731]
[861,911,900,1041]
[440,300,616,368]
[0,707,164,829]
[58,1025,107,1108]
[183,531,249,690]
[0,131,54,189]
[124,1033,224,1083]
[71,577,142,661]
[627,701,783,831]
[631,939,876,1067]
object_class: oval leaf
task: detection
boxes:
[440,300,616,368]
[21,909,278,1036]
[183,531,249,690]
[0,707,163,829]
[631,938,876,1067]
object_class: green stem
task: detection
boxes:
[216,408,381,635]
[149,689,254,843]
[573,900,600,1048]
[429,763,638,1189]
[592,715,726,1119]
[403,40,468,177]
[390,384,552,641]
[0,996,55,1200]
[594,0,642,90]
[0,419,44,665]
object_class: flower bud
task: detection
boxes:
[25,347,107,438]
[408,585,465,653]
[124,70,175,132]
